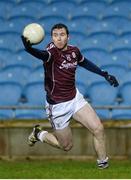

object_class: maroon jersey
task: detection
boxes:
[43,42,84,104]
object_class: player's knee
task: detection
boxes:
[62,141,73,151]
[63,143,73,151]
[94,123,104,136]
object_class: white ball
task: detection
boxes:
[23,23,45,45]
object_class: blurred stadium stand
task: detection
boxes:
[80,32,118,51]
[88,81,119,106]
[23,81,46,106]
[102,0,131,19]
[112,81,131,119]
[0,64,31,86]
[15,108,47,119]
[0,82,22,106]
[71,0,107,20]
[0,0,131,119]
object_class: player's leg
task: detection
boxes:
[28,99,73,150]
[35,99,73,151]
[53,126,73,151]
[28,124,73,151]
[73,103,108,169]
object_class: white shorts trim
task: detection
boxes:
[45,89,87,130]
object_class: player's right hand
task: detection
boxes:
[103,71,119,87]
[21,35,32,49]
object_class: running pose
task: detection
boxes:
[21,23,119,169]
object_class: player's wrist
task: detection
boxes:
[101,70,108,78]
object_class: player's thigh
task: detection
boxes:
[73,103,103,133]
[53,126,73,148]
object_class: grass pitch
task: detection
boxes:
[0,159,130,179]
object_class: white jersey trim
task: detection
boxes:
[47,51,51,62]
[51,60,55,95]
[79,56,84,63]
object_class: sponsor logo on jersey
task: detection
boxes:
[59,60,77,69]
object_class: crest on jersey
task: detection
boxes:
[72,52,76,58]
[66,54,71,61]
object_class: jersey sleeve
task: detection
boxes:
[26,47,50,62]
[77,47,84,63]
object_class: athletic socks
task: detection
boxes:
[37,131,48,142]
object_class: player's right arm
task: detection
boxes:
[21,35,49,61]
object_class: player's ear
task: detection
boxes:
[67,35,70,41]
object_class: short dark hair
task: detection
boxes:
[51,23,69,36]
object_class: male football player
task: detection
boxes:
[21,23,119,169]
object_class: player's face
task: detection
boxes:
[52,28,69,50]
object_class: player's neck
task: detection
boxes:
[59,43,68,51]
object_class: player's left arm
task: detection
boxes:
[79,57,119,87]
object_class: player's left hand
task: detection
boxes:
[103,71,119,87]
[21,35,32,50]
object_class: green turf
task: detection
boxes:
[0,159,130,179]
